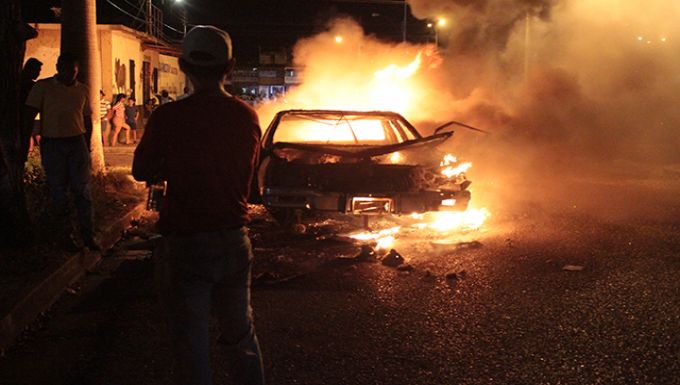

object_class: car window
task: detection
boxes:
[273,114,407,145]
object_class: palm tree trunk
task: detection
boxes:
[61,0,105,173]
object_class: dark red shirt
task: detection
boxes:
[133,91,261,235]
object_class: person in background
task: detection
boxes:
[133,26,265,385]
[125,97,140,144]
[20,58,43,161]
[177,86,191,101]
[99,90,111,146]
[24,53,99,252]
[109,93,131,146]
[159,89,173,104]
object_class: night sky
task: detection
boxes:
[22,0,431,63]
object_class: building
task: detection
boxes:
[228,48,302,102]
[25,23,186,104]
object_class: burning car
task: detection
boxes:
[256,109,474,223]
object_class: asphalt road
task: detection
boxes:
[103,145,136,170]
[1,178,679,385]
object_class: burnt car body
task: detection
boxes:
[257,110,471,220]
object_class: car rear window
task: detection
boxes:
[273,113,414,145]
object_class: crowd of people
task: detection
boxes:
[99,89,181,146]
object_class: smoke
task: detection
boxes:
[255,1,680,220]
[408,0,558,55]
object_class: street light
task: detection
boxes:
[428,17,447,47]
[335,35,344,44]
[173,0,187,36]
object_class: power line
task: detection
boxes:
[105,0,184,38]
[104,0,146,24]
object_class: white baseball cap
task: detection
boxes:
[181,26,232,67]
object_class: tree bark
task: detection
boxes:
[61,0,105,173]
[0,0,36,246]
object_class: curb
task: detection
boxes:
[0,201,147,353]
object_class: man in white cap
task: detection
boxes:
[133,26,265,385]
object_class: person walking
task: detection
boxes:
[24,53,100,252]
[125,97,140,144]
[133,26,265,385]
[99,90,111,146]
[109,93,131,146]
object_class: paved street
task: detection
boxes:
[1,177,679,385]
[103,145,136,170]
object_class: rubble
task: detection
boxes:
[431,240,483,253]
[252,271,306,286]
[396,264,414,272]
[422,270,436,281]
[355,244,378,263]
[381,249,405,267]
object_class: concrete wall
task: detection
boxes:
[110,29,143,101]
[157,54,183,98]
[25,25,61,80]
[24,24,183,104]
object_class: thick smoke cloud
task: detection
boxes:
[255,1,680,220]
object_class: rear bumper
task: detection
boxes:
[262,188,471,214]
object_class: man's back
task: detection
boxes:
[133,92,261,235]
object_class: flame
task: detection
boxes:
[422,208,491,232]
[390,152,402,164]
[374,52,423,80]
[256,24,435,125]
[442,162,472,178]
[348,226,400,250]
[440,153,472,178]
[376,236,396,250]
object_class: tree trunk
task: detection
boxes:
[61,0,105,173]
[0,0,36,246]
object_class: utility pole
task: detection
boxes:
[146,0,152,35]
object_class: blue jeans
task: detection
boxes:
[157,227,265,385]
[40,135,94,239]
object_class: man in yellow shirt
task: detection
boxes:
[25,53,99,252]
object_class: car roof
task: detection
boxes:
[276,109,405,118]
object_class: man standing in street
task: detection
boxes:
[25,53,100,252]
[19,58,42,162]
[133,26,265,385]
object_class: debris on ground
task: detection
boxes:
[65,287,78,295]
[381,249,405,267]
[252,271,306,287]
[422,270,436,281]
[562,264,585,271]
[355,245,378,263]
[445,270,467,288]
[292,224,307,234]
[397,264,414,272]
[431,240,483,253]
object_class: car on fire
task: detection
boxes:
[256,110,473,223]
